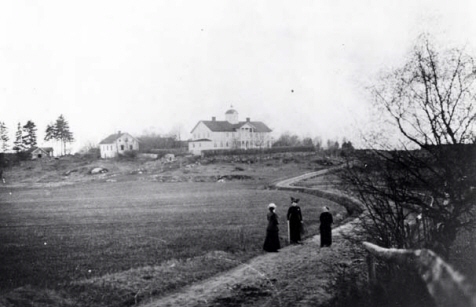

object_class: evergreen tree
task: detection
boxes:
[56,115,74,155]
[0,122,9,152]
[44,123,56,142]
[46,115,74,155]
[22,120,37,149]
[13,122,24,153]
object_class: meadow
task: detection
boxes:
[0,178,345,306]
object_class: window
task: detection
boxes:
[226,142,229,147]
[193,143,195,148]
[129,145,133,150]
[121,145,124,150]
[220,141,223,147]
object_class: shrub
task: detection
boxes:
[201,146,315,157]
[117,150,138,160]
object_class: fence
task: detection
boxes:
[363,241,476,307]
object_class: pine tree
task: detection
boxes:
[44,123,56,142]
[0,122,9,152]
[46,115,74,155]
[13,122,24,153]
[22,120,37,150]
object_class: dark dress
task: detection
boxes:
[287,205,303,243]
[263,211,280,252]
[320,211,333,247]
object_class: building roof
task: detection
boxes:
[193,120,272,133]
[26,147,49,154]
[225,109,238,114]
[99,132,138,144]
[41,147,54,153]
[99,133,122,144]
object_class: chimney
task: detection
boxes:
[118,130,121,135]
[246,117,250,122]
[212,117,216,121]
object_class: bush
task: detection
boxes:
[117,150,138,160]
[201,146,315,157]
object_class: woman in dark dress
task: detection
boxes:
[320,206,333,247]
[287,197,303,244]
[263,203,281,252]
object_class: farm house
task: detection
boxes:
[189,107,273,155]
[99,131,140,159]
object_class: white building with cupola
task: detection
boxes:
[188,107,273,155]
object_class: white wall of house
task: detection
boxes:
[100,133,139,159]
[189,116,272,155]
[100,144,118,158]
[189,130,272,155]
[191,122,212,140]
[188,140,213,155]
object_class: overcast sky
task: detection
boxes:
[1,0,475,151]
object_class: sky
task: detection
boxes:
[1,0,475,152]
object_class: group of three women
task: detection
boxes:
[263,197,333,252]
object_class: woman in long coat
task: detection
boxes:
[320,206,333,247]
[263,203,281,252]
[287,197,303,244]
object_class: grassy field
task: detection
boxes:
[0,176,345,306]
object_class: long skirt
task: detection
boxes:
[263,230,280,252]
[320,225,332,247]
[289,220,301,243]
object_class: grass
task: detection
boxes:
[0,179,345,306]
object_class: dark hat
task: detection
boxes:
[290,197,300,203]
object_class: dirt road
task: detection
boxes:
[140,168,363,307]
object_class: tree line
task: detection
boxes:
[0,114,74,156]
[272,131,355,154]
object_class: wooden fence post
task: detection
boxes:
[363,241,476,307]
[366,253,376,286]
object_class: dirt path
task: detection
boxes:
[140,168,363,307]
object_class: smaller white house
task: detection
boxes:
[99,131,139,159]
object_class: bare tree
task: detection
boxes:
[344,37,476,258]
[254,132,268,149]
[313,136,323,152]
[272,131,301,147]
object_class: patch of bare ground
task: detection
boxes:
[1,152,326,188]
[139,219,363,307]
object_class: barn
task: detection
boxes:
[26,147,54,160]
